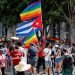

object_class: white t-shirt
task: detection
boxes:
[19,47,25,53]
[19,47,28,64]
[44,48,51,61]
[23,48,28,64]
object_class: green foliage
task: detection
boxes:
[42,0,66,26]
[0,0,75,27]
[42,0,75,27]
[0,0,30,27]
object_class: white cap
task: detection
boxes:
[55,45,59,48]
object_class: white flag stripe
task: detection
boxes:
[16,21,34,31]
[16,27,32,34]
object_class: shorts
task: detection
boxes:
[55,57,61,64]
[28,56,37,67]
[45,61,52,68]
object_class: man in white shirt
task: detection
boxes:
[43,43,52,75]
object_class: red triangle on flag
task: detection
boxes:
[32,15,43,29]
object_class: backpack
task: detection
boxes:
[63,55,73,69]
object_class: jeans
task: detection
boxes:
[51,60,55,75]
[12,65,16,75]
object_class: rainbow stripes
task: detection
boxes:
[20,1,42,21]
[24,30,38,45]
[16,1,43,47]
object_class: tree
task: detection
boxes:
[0,0,75,43]
[42,0,75,43]
[0,0,30,27]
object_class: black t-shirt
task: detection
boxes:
[63,55,73,69]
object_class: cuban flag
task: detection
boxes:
[16,15,43,37]
[16,20,34,36]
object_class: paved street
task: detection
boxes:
[5,66,75,75]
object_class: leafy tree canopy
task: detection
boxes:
[0,0,31,27]
[0,0,75,27]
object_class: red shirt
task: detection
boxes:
[38,48,44,57]
[10,51,22,66]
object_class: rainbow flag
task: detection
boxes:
[24,30,38,46]
[20,1,42,21]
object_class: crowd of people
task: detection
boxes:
[0,38,75,75]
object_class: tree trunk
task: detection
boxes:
[70,20,75,43]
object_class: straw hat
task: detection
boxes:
[15,61,31,72]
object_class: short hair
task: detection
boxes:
[45,43,50,47]
[16,42,22,46]
[30,43,34,46]
[15,46,19,49]
[63,48,67,53]
[72,43,75,46]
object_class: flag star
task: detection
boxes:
[36,22,39,26]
